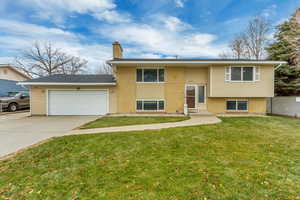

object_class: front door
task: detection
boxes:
[186,85,196,108]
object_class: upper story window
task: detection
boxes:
[137,68,164,82]
[225,66,260,82]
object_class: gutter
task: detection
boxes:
[107,60,287,65]
[17,82,117,86]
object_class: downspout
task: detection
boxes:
[275,63,284,70]
[271,63,283,115]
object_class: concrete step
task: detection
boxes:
[189,110,215,116]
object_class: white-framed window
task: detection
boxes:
[136,99,165,111]
[136,68,164,82]
[225,66,260,82]
[226,100,248,111]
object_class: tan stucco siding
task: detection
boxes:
[164,67,185,113]
[30,87,46,115]
[210,65,274,97]
[30,85,117,115]
[185,67,209,110]
[0,67,28,81]
[207,97,267,114]
[136,83,164,99]
[116,66,136,113]
[185,67,208,84]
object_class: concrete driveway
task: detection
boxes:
[0,113,99,158]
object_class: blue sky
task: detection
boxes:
[0,0,299,71]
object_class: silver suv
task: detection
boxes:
[0,91,30,112]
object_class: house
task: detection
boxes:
[19,42,286,116]
[0,65,29,97]
[0,64,30,81]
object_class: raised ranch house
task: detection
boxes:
[19,42,286,116]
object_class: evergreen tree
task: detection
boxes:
[267,8,300,96]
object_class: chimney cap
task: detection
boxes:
[112,41,123,51]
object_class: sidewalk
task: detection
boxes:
[66,116,222,135]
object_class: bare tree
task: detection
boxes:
[241,16,271,59]
[220,16,271,60]
[15,41,88,78]
[218,51,232,59]
[96,62,113,74]
[230,34,249,59]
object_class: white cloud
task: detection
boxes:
[98,21,226,58]
[224,18,241,25]
[174,0,184,8]
[140,53,162,58]
[161,16,191,31]
[262,4,277,18]
[9,0,130,24]
[0,19,111,72]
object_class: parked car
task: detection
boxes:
[0,91,30,112]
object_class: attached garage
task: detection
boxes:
[48,90,108,115]
[19,74,116,116]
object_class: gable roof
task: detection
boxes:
[19,74,116,86]
[107,58,287,65]
[0,64,31,79]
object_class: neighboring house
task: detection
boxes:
[0,64,30,81]
[19,42,286,116]
[0,65,29,97]
[0,79,28,97]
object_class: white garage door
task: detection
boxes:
[48,90,108,115]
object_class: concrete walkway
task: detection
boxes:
[67,116,222,135]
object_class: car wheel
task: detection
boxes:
[8,103,18,112]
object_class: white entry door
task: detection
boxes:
[48,90,108,115]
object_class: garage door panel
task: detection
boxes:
[48,90,108,115]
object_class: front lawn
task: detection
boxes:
[0,116,300,199]
[80,116,190,129]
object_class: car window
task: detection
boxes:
[7,92,19,97]
[21,92,30,98]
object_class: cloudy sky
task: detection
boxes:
[0,0,299,72]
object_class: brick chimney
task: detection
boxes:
[112,41,123,59]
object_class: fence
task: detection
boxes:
[267,96,300,117]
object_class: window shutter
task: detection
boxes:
[225,67,231,81]
[255,66,260,81]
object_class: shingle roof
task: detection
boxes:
[22,74,116,83]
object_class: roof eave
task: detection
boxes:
[18,82,116,86]
[107,60,287,65]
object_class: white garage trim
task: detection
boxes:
[19,82,116,86]
[46,89,109,116]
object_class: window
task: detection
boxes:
[226,66,257,82]
[198,85,205,103]
[226,100,248,111]
[136,100,165,111]
[243,67,253,81]
[136,68,164,82]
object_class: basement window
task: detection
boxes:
[136,100,165,111]
[226,100,248,111]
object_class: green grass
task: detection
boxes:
[1,116,300,200]
[80,116,190,129]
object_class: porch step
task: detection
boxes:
[189,110,215,116]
